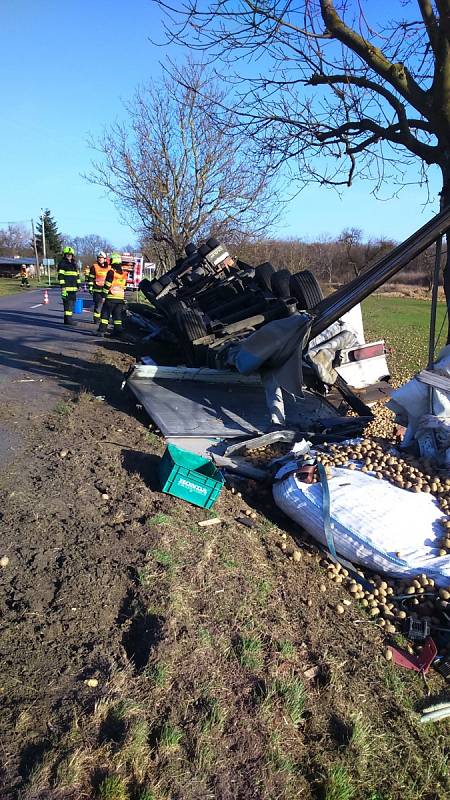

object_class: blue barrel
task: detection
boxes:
[74,297,84,314]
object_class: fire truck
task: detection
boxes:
[119,253,156,290]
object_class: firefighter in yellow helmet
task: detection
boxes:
[98,253,127,337]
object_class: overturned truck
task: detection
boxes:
[133,208,450,435]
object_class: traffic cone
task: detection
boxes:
[43,290,49,305]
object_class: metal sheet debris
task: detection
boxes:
[127,368,337,439]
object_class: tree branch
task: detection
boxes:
[320,0,431,116]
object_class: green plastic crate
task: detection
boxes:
[159,443,224,509]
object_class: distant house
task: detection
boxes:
[0,256,38,278]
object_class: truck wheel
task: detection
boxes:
[156,295,185,318]
[139,277,162,299]
[159,273,173,287]
[290,270,323,309]
[175,309,208,342]
[270,269,292,299]
[255,262,278,291]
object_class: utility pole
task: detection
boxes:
[31,219,40,280]
[41,211,50,287]
[31,219,41,281]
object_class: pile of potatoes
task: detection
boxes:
[315,438,450,554]
[327,562,450,642]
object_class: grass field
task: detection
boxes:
[0,277,54,297]
[362,294,448,382]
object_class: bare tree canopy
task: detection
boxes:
[86,62,279,269]
[66,234,114,265]
[0,224,32,257]
[155,0,450,335]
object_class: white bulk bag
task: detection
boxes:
[273,466,450,586]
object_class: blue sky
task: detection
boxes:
[0,0,442,248]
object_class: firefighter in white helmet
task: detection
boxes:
[88,251,109,325]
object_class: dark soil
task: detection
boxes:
[1,343,450,800]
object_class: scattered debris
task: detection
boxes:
[0,556,10,568]
[420,701,450,723]
[236,516,256,528]
[303,665,320,680]
[198,518,222,527]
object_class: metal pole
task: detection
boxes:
[41,212,51,287]
[428,237,442,371]
[31,218,40,280]
[428,197,445,416]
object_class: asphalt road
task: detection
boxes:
[0,287,107,459]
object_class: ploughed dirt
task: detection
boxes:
[1,344,450,800]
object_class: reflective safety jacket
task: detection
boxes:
[57,258,81,293]
[88,262,110,292]
[103,268,127,301]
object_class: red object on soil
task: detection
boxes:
[390,637,437,674]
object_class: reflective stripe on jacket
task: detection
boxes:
[89,263,110,291]
[103,268,127,301]
[57,258,80,292]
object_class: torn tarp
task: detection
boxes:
[227,312,313,396]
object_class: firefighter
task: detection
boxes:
[88,250,109,324]
[58,246,80,325]
[19,265,30,288]
[98,252,126,337]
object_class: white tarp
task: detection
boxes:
[273,466,450,586]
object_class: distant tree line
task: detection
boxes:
[235,228,442,290]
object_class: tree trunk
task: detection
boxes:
[441,168,450,344]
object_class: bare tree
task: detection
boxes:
[86,62,278,271]
[156,0,450,337]
[66,234,114,265]
[0,224,32,257]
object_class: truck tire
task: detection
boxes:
[139,277,162,299]
[175,308,208,342]
[156,295,185,318]
[290,270,323,309]
[159,273,173,287]
[255,262,278,291]
[270,269,292,299]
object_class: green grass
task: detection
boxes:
[158,722,183,749]
[147,662,168,686]
[136,791,157,800]
[0,277,47,297]
[362,295,447,381]
[149,548,173,568]
[97,775,129,800]
[276,640,296,658]
[237,635,263,670]
[258,676,306,726]
[148,513,172,526]
[54,400,72,416]
[267,731,298,774]
[322,765,354,800]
